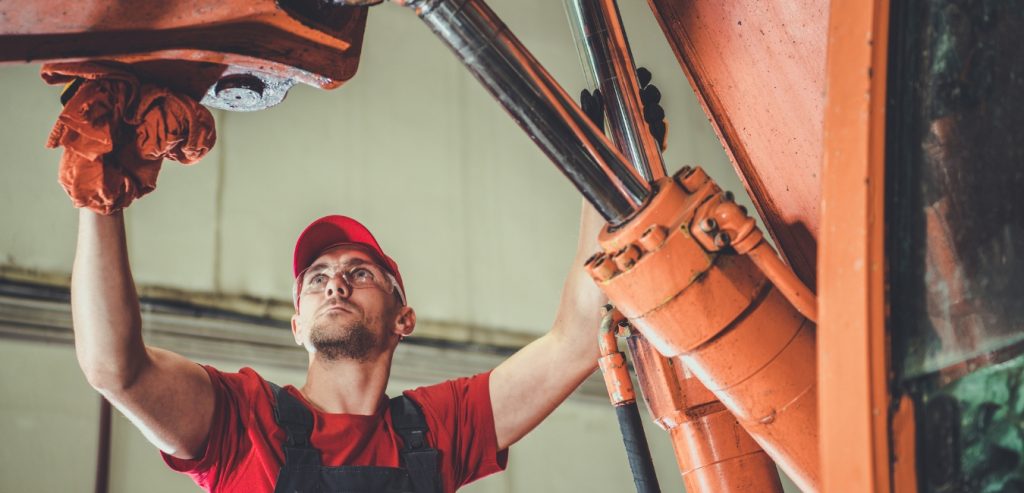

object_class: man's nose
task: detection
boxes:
[325,273,352,299]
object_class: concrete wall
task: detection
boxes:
[0,0,791,491]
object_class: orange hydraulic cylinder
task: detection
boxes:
[627,332,783,493]
[585,168,819,492]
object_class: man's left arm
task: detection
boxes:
[489,200,607,450]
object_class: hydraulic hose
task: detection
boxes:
[615,403,661,493]
[598,307,661,493]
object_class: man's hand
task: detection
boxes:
[489,200,607,450]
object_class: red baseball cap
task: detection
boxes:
[292,215,405,298]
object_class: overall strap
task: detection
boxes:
[269,382,322,468]
[389,395,441,493]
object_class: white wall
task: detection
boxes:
[0,0,782,491]
[0,0,752,335]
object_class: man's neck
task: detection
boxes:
[299,353,393,415]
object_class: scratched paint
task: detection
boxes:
[888,0,1024,381]
[887,0,1024,490]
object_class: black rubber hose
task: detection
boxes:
[615,402,661,493]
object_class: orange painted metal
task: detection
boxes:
[818,0,894,490]
[627,332,783,492]
[598,309,637,406]
[686,181,818,323]
[644,0,827,290]
[587,170,819,492]
[0,0,368,93]
[891,396,918,492]
[745,243,817,323]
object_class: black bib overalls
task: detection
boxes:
[269,382,442,493]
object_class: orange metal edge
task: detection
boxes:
[819,0,901,492]
[0,2,368,90]
[891,396,919,491]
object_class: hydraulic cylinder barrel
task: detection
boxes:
[586,170,820,492]
[626,333,783,493]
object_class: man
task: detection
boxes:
[72,203,606,492]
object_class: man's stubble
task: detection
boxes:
[309,313,384,363]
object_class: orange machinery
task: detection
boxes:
[0,0,370,110]
[5,0,1022,492]
[403,0,822,489]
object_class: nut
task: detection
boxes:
[612,244,641,271]
[588,253,618,281]
[639,225,668,252]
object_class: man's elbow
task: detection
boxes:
[78,356,144,394]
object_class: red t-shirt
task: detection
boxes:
[162,366,508,492]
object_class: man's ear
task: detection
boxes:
[291,314,303,346]
[394,306,416,338]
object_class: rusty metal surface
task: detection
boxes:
[887,1,1024,490]
[645,0,827,289]
[887,0,1024,382]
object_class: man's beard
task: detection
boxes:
[309,318,381,363]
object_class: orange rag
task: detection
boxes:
[42,62,216,215]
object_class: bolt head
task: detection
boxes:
[700,218,718,233]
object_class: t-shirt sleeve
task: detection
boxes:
[160,365,262,490]
[405,371,509,490]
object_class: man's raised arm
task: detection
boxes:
[72,209,215,459]
[489,201,607,450]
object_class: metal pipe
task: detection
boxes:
[395,0,649,225]
[746,242,818,323]
[94,397,112,493]
[564,0,667,183]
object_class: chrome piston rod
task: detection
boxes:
[396,0,649,225]
[565,0,667,183]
